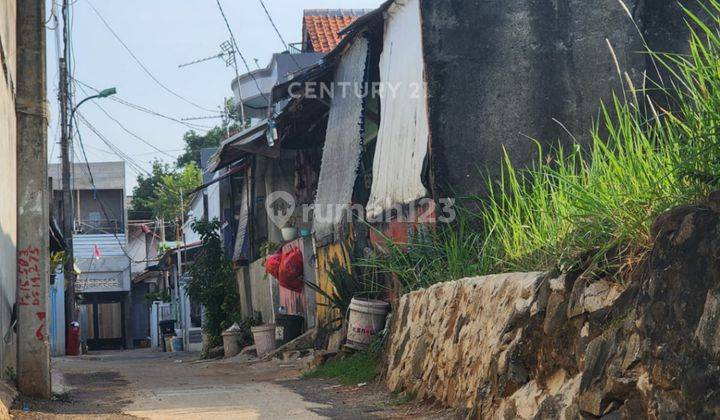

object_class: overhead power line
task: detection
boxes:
[76,113,194,201]
[76,112,150,176]
[83,143,183,159]
[73,78,211,131]
[215,0,270,105]
[74,81,177,160]
[181,115,225,121]
[73,117,158,264]
[85,0,222,114]
[258,0,302,69]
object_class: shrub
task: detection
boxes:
[186,219,240,349]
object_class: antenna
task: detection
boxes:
[178,40,237,69]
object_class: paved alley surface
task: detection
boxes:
[9,349,456,419]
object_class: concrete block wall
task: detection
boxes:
[421,0,698,199]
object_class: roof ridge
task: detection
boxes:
[303,9,373,17]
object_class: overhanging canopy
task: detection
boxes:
[207,120,280,173]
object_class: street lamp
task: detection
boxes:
[70,87,117,121]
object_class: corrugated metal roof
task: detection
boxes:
[73,234,127,258]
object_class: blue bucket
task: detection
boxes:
[171,336,184,352]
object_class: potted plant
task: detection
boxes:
[281,215,298,242]
[259,241,281,258]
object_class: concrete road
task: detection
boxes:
[13,349,333,419]
[10,349,456,419]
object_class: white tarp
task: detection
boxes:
[366,0,430,218]
[312,37,369,241]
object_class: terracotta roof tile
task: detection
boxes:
[302,9,371,53]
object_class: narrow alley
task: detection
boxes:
[10,350,453,419]
[4,0,720,418]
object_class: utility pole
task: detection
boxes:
[159,218,166,244]
[16,0,51,396]
[59,0,77,338]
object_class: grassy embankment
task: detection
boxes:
[362,2,720,293]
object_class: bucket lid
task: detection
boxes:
[224,323,242,333]
[350,298,390,308]
[349,298,390,314]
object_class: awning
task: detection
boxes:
[272,60,336,103]
[132,269,161,284]
[207,120,279,173]
[187,163,248,196]
[157,241,203,269]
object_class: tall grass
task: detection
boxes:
[481,97,701,274]
[362,2,720,292]
[360,218,496,293]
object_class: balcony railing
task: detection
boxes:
[288,42,303,54]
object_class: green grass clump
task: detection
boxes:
[304,351,380,385]
[359,219,495,293]
[361,1,720,291]
[481,97,700,274]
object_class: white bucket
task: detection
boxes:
[346,298,390,350]
[251,324,277,357]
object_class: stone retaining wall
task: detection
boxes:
[385,197,720,418]
[386,272,544,411]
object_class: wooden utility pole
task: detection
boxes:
[16,0,51,397]
[59,0,76,332]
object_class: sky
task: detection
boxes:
[46,0,383,192]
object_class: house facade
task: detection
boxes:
[49,162,132,350]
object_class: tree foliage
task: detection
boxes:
[176,125,232,168]
[131,99,242,222]
[153,162,202,222]
[185,219,240,349]
[128,160,174,220]
[176,99,243,167]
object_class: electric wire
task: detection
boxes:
[215,0,271,105]
[75,113,195,215]
[257,0,302,69]
[76,113,150,177]
[74,115,158,264]
[74,81,178,160]
[73,78,212,131]
[85,0,222,114]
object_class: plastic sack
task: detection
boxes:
[278,247,304,293]
[265,250,282,279]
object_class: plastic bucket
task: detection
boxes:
[251,324,277,357]
[346,298,390,350]
[163,335,173,352]
[171,336,184,352]
[222,330,242,358]
[275,314,304,345]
